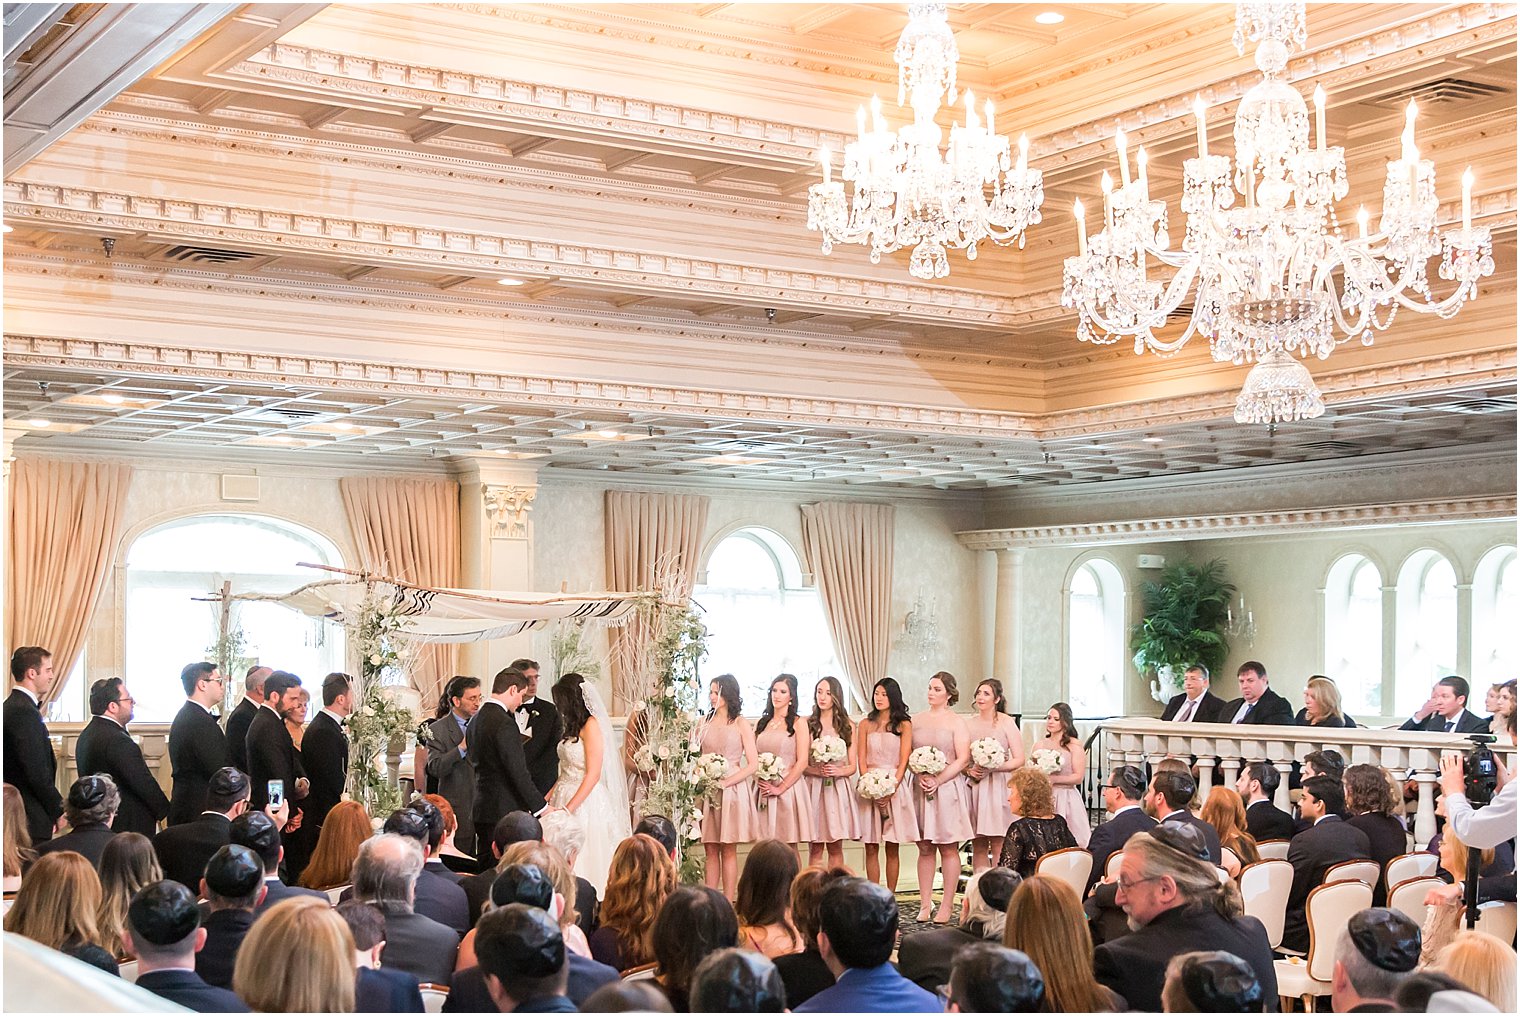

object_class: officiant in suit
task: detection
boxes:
[424,675,484,856]
[168,662,231,826]
[510,658,562,799]
[468,667,545,868]
[76,678,171,836]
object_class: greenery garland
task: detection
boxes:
[344,591,419,817]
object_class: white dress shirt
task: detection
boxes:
[1444,779,1518,851]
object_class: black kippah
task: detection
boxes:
[204,844,263,898]
[1180,953,1264,1012]
[1348,908,1421,973]
[208,767,248,798]
[68,774,112,809]
[491,863,554,910]
[1149,821,1211,861]
[484,904,564,978]
[128,881,201,946]
[230,810,278,854]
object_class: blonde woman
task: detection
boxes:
[456,839,588,968]
[96,833,163,958]
[1420,830,1495,967]
[3,851,117,973]
[1295,676,1356,727]
[1004,875,1120,1011]
[1435,930,1517,1011]
[233,896,355,1012]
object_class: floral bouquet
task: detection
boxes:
[755,751,787,810]
[1031,748,1064,775]
[811,736,848,787]
[694,752,732,800]
[632,743,658,775]
[908,745,948,800]
[967,737,1007,784]
[856,768,898,823]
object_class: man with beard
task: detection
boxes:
[76,677,170,836]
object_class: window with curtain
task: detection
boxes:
[1324,554,1384,715]
[691,527,841,716]
[123,515,347,722]
[1394,549,1458,716]
[43,652,89,724]
[1068,558,1125,719]
[1473,545,1517,686]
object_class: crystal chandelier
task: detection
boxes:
[1060,1,1494,423]
[806,2,1044,280]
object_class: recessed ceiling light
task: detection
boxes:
[497,277,526,287]
[101,393,125,405]
[332,421,354,431]
[1035,11,1065,25]
[24,418,49,428]
[1143,436,1165,444]
[596,429,620,439]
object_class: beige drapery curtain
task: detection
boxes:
[5,459,134,705]
[340,476,460,708]
[604,490,710,710]
[800,502,895,708]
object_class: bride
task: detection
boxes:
[548,672,631,894]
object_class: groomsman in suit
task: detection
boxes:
[153,767,248,890]
[168,662,231,826]
[225,665,270,775]
[4,646,64,842]
[246,671,308,815]
[291,671,352,878]
[1220,661,1295,726]
[1400,675,1488,733]
[510,658,562,800]
[76,677,170,836]
[424,675,483,856]
[1159,665,1228,724]
[1236,761,1295,842]
[469,667,546,868]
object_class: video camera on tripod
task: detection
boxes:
[1459,732,1499,929]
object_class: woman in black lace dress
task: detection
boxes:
[998,767,1077,878]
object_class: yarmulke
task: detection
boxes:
[229,810,278,855]
[1348,908,1421,974]
[491,863,553,910]
[481,904,564,978]
[204,844,263,898]
[1179,952,1264,1013]
[976,867,1020,913]
[208,767,248,798]
[127,881,201,946]
[68,775,114,809]
[1149,822,1211,861]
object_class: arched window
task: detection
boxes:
[1473,546,1518,686]
[1324,554,1384,715]
[1067,558,1125,718]
[1395,549,1458,717]
[692,527,841,715]
[123,515,346,722]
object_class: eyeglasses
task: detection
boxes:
[1116,875,1163,893]
[116,696,135,706]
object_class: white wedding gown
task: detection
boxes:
[550,738,621,894]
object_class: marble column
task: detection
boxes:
[1456,582,1474,679]
[993,547,1024,708]
[451,456,540,680]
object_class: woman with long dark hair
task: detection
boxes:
[734,838,802,957]
[753,674,814,854]
[965,678,1024,875]
[699,674,759,900]
[548,673,631,894]
[912,671,973,923]
[856,677,917,890]
[1031,701,1090,847]
[804,676,859,869]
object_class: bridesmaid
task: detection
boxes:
[1032,702,1091,848]
[754,674,815,853]
[856,678,917,891]
[912,671,973,924]
[965,678,1024,875]
[699,673,759,899]
[804,676,859,869]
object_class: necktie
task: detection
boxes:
[1444,719,1455,733]
[1178,699,1197,723]
[1235,700,1253,724]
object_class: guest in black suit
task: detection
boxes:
[1295,675,1358,727]
[4,646,64,842]
[337,901,426,1013]
[380,803,470,934]
[196,844,266,989]
[168,663,232,826]
[1159,665,1229,724]
[898,867,1018,993]
[469,667,546,868]
[36,775,119,869]
[291,671,351,879]
[353,833,460,986]
[1220,661,1296,725]
[1282,776,1373,952]
[1086,764,1157,891]
[126,880,251,1012]
[511,659,562,802]
[245,671,309,818]
[424,675,484,856]
[474,903,576,1014]
[75,678,170,836]
[229,809,324,914]
[224,666,269,776]
[1399,675,1488,733]
[154,767,249,890]
[1235,761,1295,842]
[461,811,545,925]
[1344,764,1410,907]
[1150,770,1221,864]
[1093,824,1277,1012]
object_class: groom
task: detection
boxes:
[468,666,547,868]
[510,658,562,799]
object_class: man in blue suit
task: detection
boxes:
[127,880,250,1012]
[795,878,940,1013]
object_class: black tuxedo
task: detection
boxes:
[520,696,562,798]
[301,710,349,829]
[897,925,980,992]
[75,715,170,836]
[357,966,425,1013]
[468,701,544,860]
[168,701,231,826]
[1245,798,1295,843]
[1282,815,1372,952]
[135,968,250,1012]
[1159,691,1228,724]
[1086,805,1157,890]
[4,688,63,841]
[154,811,231,889]
[246,705,304,811]
[224,698,258,774]
[1094,903,1278,1012]
[1220,687,1295,726]
[1160,808,1222,865]
[36,820,115,869]
[1400,708,1487,734]
[196,908,256,989]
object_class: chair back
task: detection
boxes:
[1386,876,1444,929]
[1221,845,1241,872]
[1257,839,1290,861]
[1034,847,1094,898]
[1239,859,1293,949]
[418,983,448,1014]
[1476,901,1518,945]
[1216,865,1232,884]
[623,963,659,982]
[1306,881,1373,982]
[325,885,349,905]
[1385,851,1438,888]
[1104,851,1124,880]
[1324,859,1380,888]
[117,960,138,983]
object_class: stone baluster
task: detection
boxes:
[1272,760,1293,812]
[1220,757,1241,789]
[1411,769,1440,846]
[1196,755,1216,791]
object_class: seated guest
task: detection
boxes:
[497,840,593,958]
[232,896,356,1013]
[1236,762,1294,842]
[997,766,1077,877]
[125,881,249,1012]
[1392,971,1487,1013]
[1400,675,1487,733]
[153,767,248,891]
[1160,951,1265,1013]
[229,809,325,913]
[1221,662,1295,725]
[299,799,372,890]
[945,943,1044,1013]
[1329,907,1421,1014]
[1086,764,1155,891]
[1304,749,1347,785]
[1283,776,1372,952]
[634,815,679,861]
[793,877,939,1013]
[96,832,162,959]
[589,833,675,971]
[1092,825,1276,1012]
[460,811,543,925]
[1297,676,1357,727]
[423,793,478,875]
[337,900,424,1014]
[196,844,266,988]
[352,832,459,986]
[2,849,119,973]
[578,981,674,1012]
[690,948,787,1013]
[381,803,470,934]
[1149,770,1222,863]
[1200,787,1260,878]
[36,775,119,869]
[736,839,802,957]
[899,867,1018,993]
[1160,665,1228,724]
[1343,764,1408,905]
[474,903,575,1013]
[3,783,36,892]
[1433,931,1517,1011]
[537,808,599,935]
[1420,831,1495,967]
[1004,874,1121,1012]
[651,885,739,1010]
[772,865,851,1008]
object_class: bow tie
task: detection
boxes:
[514,708,532,735]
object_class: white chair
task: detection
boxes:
[418,983,448,1014]
[1257,839,1291,861]
[1325,859,1380,889]
[1385,851,1438,888]
[1239,859,1293,950]
[1386,876,1444,929]
[1476,901,1517,944]
[1221,845,1241,874]
[325,884,349,905]
[117,960,138,984]
[1104,851,1123,881]
[1034,847,1094,899]
[622,963,659,982]
[1274,880,1374,1012]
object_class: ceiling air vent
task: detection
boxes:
[1299,440,1362,454]
[1444,397,1515,415]
[1365,78,1510,109]
[163,244,260,264]
[251,407,324,423]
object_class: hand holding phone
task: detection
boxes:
[267,779,285,808]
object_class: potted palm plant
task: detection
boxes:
[1130,559,1235,704]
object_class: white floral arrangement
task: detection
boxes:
[695,751,732,789]
[908,745,949,800]
[856,768,899,801]
[968,737,1007,784]
[755,751,787,810]
[1031,748,1064,775]
[811,736,847,787]
[633,743,658,774]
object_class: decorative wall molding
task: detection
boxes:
[482,483,536,538]
[956,496,1519,551]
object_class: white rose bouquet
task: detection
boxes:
[968,737,1007,784]
[1031,748,1064,775]
[632,743,657,775]
[755,751,787,810]
[908,745,949,799]
[856,768,898,823]
[811,736,848,787]
[695,752,732,798]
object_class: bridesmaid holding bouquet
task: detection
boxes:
[699,673,759,899]
[855,678,917,891]
[804,676,859,869]
[965,678,1024,875]
[753,674,815,853]
[911,671,973,924]
[1031,701,1091,848]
